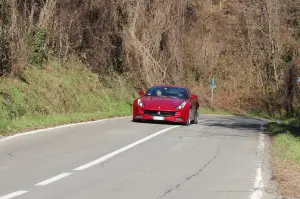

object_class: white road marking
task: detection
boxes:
[0,191,28,199]
[74,125,180,171]
[0,116,130,143]
[35,173,72,186]
[249,123,265,199]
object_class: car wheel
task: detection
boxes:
[132,117,138,122]
[193,109,199,124]
[184,109,192,126]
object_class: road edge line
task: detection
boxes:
[248,123,265,199]
[0,116,131,143]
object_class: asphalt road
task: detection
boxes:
[0,115,278,199]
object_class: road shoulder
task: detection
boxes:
[261,132,283,199]
[265,120,300,199]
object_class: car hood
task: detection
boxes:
[141,97,187,110]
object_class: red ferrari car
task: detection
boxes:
[132,85,200,125]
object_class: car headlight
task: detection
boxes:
[176,101,187,109]
[137,98,144,107]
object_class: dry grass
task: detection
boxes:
[271,156,300,198]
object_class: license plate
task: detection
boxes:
[153,116,164,121]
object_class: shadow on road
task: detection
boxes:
[131,120,182,126]
[267,121,300,138]
[199,116,265,134]
[132,115,269,134]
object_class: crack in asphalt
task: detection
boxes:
[212,190,253,193]
[6,148,21,157]
[6,152,13,157]
[156,148,220,199]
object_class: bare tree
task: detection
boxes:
[1,0,300,114]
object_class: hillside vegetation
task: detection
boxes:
[1,0,300,113]
[0,57,135,135]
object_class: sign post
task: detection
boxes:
[210,76,216,106]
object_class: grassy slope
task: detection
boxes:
[267,119,300,164]
[267,119,300,197]
[0,58,136,136]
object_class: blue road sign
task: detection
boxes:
[210,76,216,89]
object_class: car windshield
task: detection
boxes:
[145,86,188,99]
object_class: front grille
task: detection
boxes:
[144,110,176,117]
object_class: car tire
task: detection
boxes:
[184,109,192,126]
[193,109,199,124]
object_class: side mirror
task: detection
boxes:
[139,90,145,96]
[191,94,198,99]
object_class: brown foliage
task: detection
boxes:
[184,0,300,111]
[1,0,300,112]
